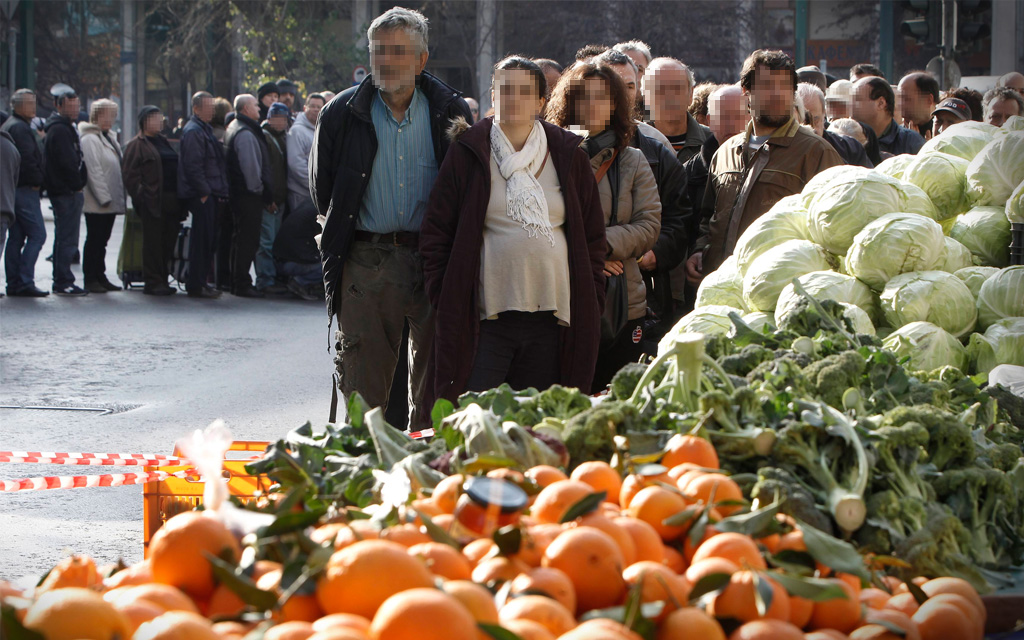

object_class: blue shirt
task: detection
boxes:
[357,88,437,233]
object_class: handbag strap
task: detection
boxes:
[594,148,619,184]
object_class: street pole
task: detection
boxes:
[941,0,956,90]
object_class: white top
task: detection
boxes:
[478,152,571,325]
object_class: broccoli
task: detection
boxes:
[893,502,991,594]
[699,388,777,459]
[562,401,640,469]
[883,405,975,471]
[986,383,1024,431]
[747,355,811,395]
[535,385,592,420]
[749,467,834,535]
[720,344,775,377]
[506,400,544,427]
[801,350,867,408]
[859,490,928,552]
[931,466,1012,566]
[866,422,932,501]
[629,330,713,412]
[776,295,852,338]
[976,441,1023,472]
[609,363,649,401]
[770,404,870,533]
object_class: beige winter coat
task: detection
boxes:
[78,122,125,214]
[591,145,661,320]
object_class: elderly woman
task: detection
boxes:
[122,106,182,295]
[78,99,126,292]
[545,61,662,392]
[420,56,607,404]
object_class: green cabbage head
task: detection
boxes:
[966,132,1024,206]
[977,265,1024,329]
[732,195,809,274]
[900,152,971,220]
[846,213,946,291]
[954,266,1001,299]
[738,312,776,334]
[941,237,975,273]
[875,155,915,180]
[774,270,876,324]
[920,120,1003,161]
[742,239,834,312]
[882,321,969,372]
[676,305,742,336]
[880,270,977,337]
[802,167,908,255]
[968,317,1024,374]
[695,255,746,310]
[949,206,1012,267]
[840,302,875,335]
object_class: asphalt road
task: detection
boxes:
[0,204,336,583]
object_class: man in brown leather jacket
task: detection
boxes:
[686,49,842,281]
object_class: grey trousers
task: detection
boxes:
[334,240,434,429]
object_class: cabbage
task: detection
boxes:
[846,213,947,291]
[919,120,1002,161]
[882,321,969,372]
[977,265,1024,329]
[676,305,742,336]
[949,206,1012,267]
[899,152,971,220]
[738,312,776,334]
[941,237,974,273]
[966,132,1024,206]
[840,302,875,335]
[880,270,977,337]
[1006,180,1024,224]
[741,239,834,312]
[733,195,809,274]
[875,155,915,180]
[774,271,876,323]
[899,182,941,221]
[802,167,908,254]
[1004,115,1024,132]
[954,266,1000,299]
[695,256,745,310]
[968,317,1024,374]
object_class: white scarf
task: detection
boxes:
[490,120,554,246]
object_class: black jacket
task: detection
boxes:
[274,199,320,265]
[823,130,873,168]
[42,112,87,196]
[177,115,228,200]
[0,113,44,187]
[683,134,720,253]
[310,71,472,322]
[225,113,272,201]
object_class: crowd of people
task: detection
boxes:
[2,5,1022,429]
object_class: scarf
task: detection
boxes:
[490,120,554,246]
[585,128,618,159]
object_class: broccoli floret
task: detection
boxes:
[801,350,867,408]
[977,441,1023,472]
[905,378,953,408]
[699,388,777,459]
[750,467,834,535]
[867,422,932,501]
[931,466,1011,566]
[536,385,592,420]
[883,405,975,471]
[857,490,930,554]
[506,399,544,427]
[747,355,810,394]
[893,503,992,594]
[776,296,852,338]
[720,344,775,377]
[609,363,648,401]
[562,401,640,469]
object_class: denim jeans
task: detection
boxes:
[277,260,322,287]
[254,206,283,289]
[4,187,47,292]
[50,192,84,289]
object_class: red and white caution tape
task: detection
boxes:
[0,455,178,466]
[0,451,187,464]
[0,469,196,493]
[409,428,434,439]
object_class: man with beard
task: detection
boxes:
[686,49,842,281]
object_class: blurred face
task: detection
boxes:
[305,97,324,126]
[608,63,638,110]
[800,94,825,137]
[97,106,116,132]
[268,114,288,132]
[644,65,691,122]
[280,93,295,109]
[932,110,965,136]
[1001,73,1024,94]
[465,97,479,122]
[852,80,886,124]
[240,98,260,121]
[826,97,851,120]
[58,96,80,119]
[897,77,934,124]
[494,69,543,126]
[746,67,793,128]
[577,76,615,133]
[370,28,428,94]
[144,112,163,136]
[194,97,214,123]
[13,93,35,119]
[622,49,647,77]
[708,88,748,141]
[986,98,1021,127]
[261,92,279,107]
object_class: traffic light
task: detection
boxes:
[957,0,991,49]
[900,0,941,46]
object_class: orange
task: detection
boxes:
[499,618,556,640]
[515,523,564,567]
[865,609,921,640]
[684,557,740,586]
[23,587,132,640]
[114,599,165,634]
[920,577,984,619]
[624,486,689,541]
[920,593,983,639]
[789,594,813,629]
[912,598,977,640]
[614,516,665,563]
[568,619,643,640]
[103,560,153,589]
[619,474,647,508]
[622,561,691,613]
[440,580,500,624]
[883,592,920,617]
[499,594,576,636]
[808,578,863,633]
[690,532,767,570]
[379,523,431,548]
[510,567,577,613]
[205,583,246,618]
[531,480,595,524]
[570,461,623,503]
[315,540,434,619]
[409,498,444,523]
[471,556,527,585]
[848,624,906,640]
[805,632,851,640]
[129,611,218,640]
[662,434,720,470]
[727,619,804,640]
[212,621,257,638]
[575,513,637,566]
[333,520,381,550]
[37,554,102,593]
[656,606,726,640]
[707,570,790,623]
[681,524,720,563]
[311,523,348,546]
[103,583,199,614]
[312,613,373,633]
[675,469,708,494]
[369,588,477,640]
[662,546,687,573]
[462,538,498,564]
[148,511,241,600]
[408,542,473,581]
[307,630,370,640]
[256,569,324,622]
[525,465,568,488]
[430,474,465,514]
[541,526,626,614]
[860,588,890,609]
[263,621,316,640]
[681,473,744,516]
[667,463,703,482]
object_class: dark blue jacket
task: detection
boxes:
[42,112,87,196]
[824,130,873,168]
[177,115,228,199]
[1,113,44,187]
[309,71,472,322]
[878,118,925,156]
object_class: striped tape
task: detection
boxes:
[0,469,196,493]
[0,451,186,464]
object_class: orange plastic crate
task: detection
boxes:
[143,440,272,555]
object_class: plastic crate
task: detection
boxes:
[143,440,271,556]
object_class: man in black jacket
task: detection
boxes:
[43,87,88,296]
[309,7,471,428]
[1,89,49,297]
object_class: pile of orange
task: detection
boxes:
[0,435,988,640]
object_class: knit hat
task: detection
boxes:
[137,105,161,131]
[257,81,280,103]
[268,102,291,118]
[276,78,297,96]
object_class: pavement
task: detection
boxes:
[0,202,335,582]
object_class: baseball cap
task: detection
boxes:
[268,102,291,118]
[932,98,971,121]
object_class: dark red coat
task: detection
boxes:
[420,118,607,404]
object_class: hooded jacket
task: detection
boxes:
[0,112,43,187]
[78,122,125,214]
[43,111,87,196]
[287,110,315,199]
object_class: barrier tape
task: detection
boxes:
[0,469,195,493]
[0,455,184,467]
[409,428,434,439]
[0,451,186,464]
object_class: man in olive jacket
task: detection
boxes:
[309,7,471,428]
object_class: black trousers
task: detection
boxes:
[185,196,218,293]
[465,311,561,393]
[83,213,116,283]
[592,317,646,394]
[215,201,233,289]
[230,192,264,291]
[140,194,181,290]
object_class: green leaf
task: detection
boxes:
[687,502,712,546]
[580,602,665,624]
[714,502,781,537]
[478,623,524,640]
[795,519,869,581]
[635,463,668,477]
[493,525,523,557]
[204,551,279,610]
[871,618,909,636]
[906,580,929,606]
[560,491,607,523]
[0,604,45,640]
[687,572,732,603]
[431,399,456,430]
[258,509,325,537]
[765,550,816,576]
[417,509,461,550]
[662,503,702,527]
[752,571,773,617]
[767,570,850,602]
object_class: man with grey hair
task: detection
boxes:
[797,82,873,167]
[643,57,710,164]
[982,86,1024,127]
[614,40,652,77]
[310,6,472,428]
[596,49,672,150]
[225,93,272,298]
[997,71,1024,94]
